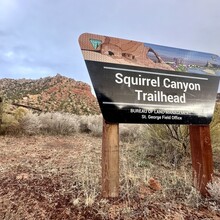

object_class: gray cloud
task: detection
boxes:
[0,0,220,86]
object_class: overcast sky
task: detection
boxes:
[1,0,220,86]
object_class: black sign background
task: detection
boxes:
[86,60,219,124]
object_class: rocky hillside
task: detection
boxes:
[217,93,220,102]
[0,74,99,115]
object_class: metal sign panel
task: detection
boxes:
[79,33,220,124]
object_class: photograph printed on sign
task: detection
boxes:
[79,33,220,124]
[79,33,220,76]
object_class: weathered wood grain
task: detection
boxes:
[102,119,119,198]
[189,125,213,196]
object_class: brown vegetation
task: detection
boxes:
[0,112,220,219]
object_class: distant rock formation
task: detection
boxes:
[79,33,174,71]
[206,62,215,68]
[205,62,220,69]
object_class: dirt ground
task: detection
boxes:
[0,134,220,219]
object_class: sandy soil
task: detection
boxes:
[0,134,220,219]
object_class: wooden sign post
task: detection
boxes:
[102,119,119,197]
[189,125,213,196]
[79,33,220,198]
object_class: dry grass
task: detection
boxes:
[1,133,220,219]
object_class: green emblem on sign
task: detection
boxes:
[89,39,102,49]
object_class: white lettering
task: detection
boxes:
[134,90,186,103]
[135,90,143,101]
[163,78,201,92]
[115,73,160,88]
[115,73,123,84]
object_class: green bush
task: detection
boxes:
[211,104,220,148]
[0,104,28,135]
[139,124,189,167]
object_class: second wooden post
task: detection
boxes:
[189,125,213,196]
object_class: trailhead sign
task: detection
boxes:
[79,33,220,124]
